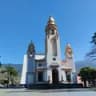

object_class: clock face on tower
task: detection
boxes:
[28,51,35,58]
[27,42,35,58]
[29,54,33,58]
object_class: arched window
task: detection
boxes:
[51,38,57,56]
[50,29,55,35]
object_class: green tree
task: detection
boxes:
[5,65,18,87]
[79,67,96,87]
[90,69,96,86]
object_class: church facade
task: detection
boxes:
[20,17,76,86]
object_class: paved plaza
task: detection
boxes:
[0,88,96,96]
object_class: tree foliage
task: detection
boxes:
[5,65,18,86]
[79,67,96,87]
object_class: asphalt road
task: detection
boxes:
[0,88,96,96]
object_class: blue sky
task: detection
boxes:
[0,0,96,64]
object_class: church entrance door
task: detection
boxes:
[52,69,59,84]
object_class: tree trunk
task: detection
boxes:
[83,80,87,87]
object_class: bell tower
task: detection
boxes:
[27,41,35,58]
[45,16,61,64]
[65,43,76,83]
[45,16,62,83]
[26,41,36,86]
[20,41,36,86]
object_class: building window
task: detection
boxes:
[38,63,42,67]
[38,71,43,82]
[50,29,55,35]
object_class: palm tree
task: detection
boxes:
[91,32,96,44]
[86,32,96,61]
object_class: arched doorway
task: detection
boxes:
[65,71,71,82]
[52,69,59,83]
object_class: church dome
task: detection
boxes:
[48,16,55,24]
[66,43,71,48]
[45,16,57,32]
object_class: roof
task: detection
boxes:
[35,54,45,60]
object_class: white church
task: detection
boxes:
[20,17,76,87]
